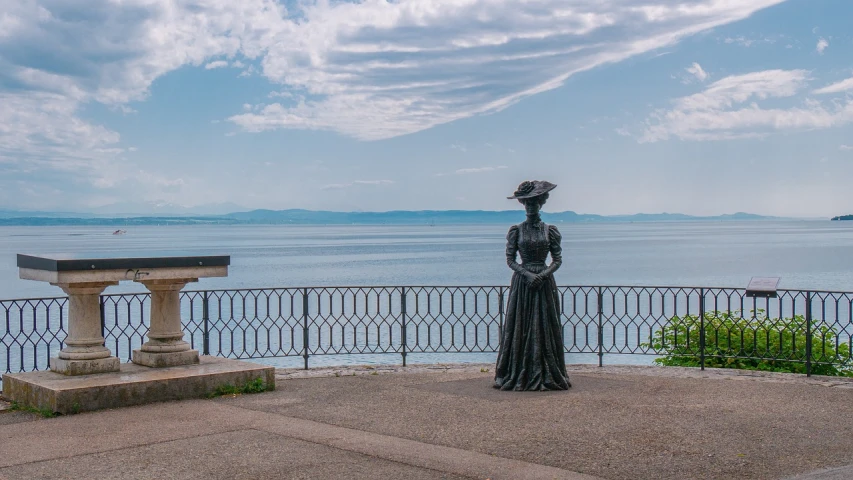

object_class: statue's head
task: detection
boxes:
[507,180,556,209]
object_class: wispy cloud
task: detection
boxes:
[816,38,829,54]
[813,77,853,95]
[0,0,792,207]
[226,0,786,140]
[435,166,508,177]
[724,36,756,47]
[322,180,395,190]
[0,0,290,198]
[641,69,853,142]
[204,60,229,70]
[841,145,853,151]
[684,62,709,83]
[720,34,783,48]
[456,166,509,175]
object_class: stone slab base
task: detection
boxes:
[132,349,200,368]
[1,356,275,415]
[50,356,120,375]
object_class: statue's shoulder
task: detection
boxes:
[547,224,562,240]
[506,224,520,239]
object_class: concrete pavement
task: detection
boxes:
[1,363,851,480]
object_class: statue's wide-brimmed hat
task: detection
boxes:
[507,180,557,199]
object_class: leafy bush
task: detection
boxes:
[645,310,853,377]
[208,377,272,398]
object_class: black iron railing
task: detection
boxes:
[2,286,852,379]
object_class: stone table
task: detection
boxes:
[17,253,229,374]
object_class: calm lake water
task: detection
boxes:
[2,220,852,299]
[1,220,852,369]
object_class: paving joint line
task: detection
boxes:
[219,402,603,480]
[251,425,483,480]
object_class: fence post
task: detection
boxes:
[805,291,812,377]
[597,287,604,367]
[202,291,210,356]
[498,286,505,330]
[99,295,106,342]
[699,289,705,371]
[303,288,310,370]
[98,295,107,346]
[401,287,407,367]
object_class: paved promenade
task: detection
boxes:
[1,364,852,480]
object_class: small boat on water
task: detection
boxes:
[112,229,127,235]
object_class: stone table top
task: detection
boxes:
[17,253,230,271]
[17,253,230,284]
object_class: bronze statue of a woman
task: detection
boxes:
[494,180,571,391]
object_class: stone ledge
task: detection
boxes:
[1,356,274,415]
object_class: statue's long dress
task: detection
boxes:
[494,221,571,391]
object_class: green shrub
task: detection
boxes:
[208,377,271,398]
[645,310,853,377]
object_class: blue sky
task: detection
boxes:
[1,0,851,216]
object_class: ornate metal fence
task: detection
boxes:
[2,286,852,380]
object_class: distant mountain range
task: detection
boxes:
[831,215,853,221]
[0,201,246,218]
[0,208,778,226]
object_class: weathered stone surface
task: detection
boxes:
[46,283,119,375]
[50,356,120,375]
[19,265,227,284]
[1,356,274,414]
[132,279,197,368]
[132,349,200,368]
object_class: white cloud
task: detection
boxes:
[813,77,853,95]
[724,36,754,47]
[684,62,709,83]
[816,38,829,54]
[641,69,853,142]
[322,179,394,190]
[238,65,257,77]
[226,0,786,140]
[0,0,289,191]
[0,0,788,193]
[456,166,508,175]
[435,165,508,176]
[205,60,229,70]
[0,91,122,178]
[721,34,782,48]
[841,145,853,151]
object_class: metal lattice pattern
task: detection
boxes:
[2,286,852,376]
[0,297,67,373]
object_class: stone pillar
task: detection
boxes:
[132,278,200,368]
[51,282,120,375]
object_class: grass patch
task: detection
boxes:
[208,377,272,398]
[9,401,57,418]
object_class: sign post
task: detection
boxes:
[745,277,780,298]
